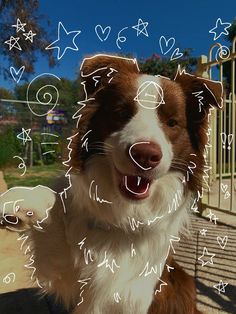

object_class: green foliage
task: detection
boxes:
[226,19,236,43]
[4,163,63,188]
[0,127,22,166]
[139,49,197,78]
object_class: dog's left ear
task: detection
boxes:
[174,66,224,114]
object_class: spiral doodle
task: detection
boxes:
[26,73,61,117]
[215,45,230,62]
[116,27,128,50]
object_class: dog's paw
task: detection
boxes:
[0,185,56,231]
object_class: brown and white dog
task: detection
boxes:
[0,54,223,314]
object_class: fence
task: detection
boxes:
[197,37,236,214]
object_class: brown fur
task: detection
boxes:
[149,257,201,314]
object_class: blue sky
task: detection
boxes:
[1,0,235,90]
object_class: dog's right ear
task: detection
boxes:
[80,54,139,97]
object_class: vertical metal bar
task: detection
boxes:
[218,63,223,208]
[228,94,232,172]
[230,38,236,212]
[223,97,226,175]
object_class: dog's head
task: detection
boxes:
[70,55,223,225]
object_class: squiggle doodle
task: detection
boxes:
[114,292,122,303]
[77,277,91,306]
[116,26,129,49]
[89,180,113,204]
[17,233,42,287]
[2,272,16,284]
[97,251,120,273]
[128,217,144,231]
[41,133,59,156]
[131,243,136,257]
[13,156,27,176]
[155,278,168,294]
[81,129,92,152]
[192,90,204,112]
[139,261,158,277]
[168,190,182,213]
[77,237,94,265]
[164,235,180,260]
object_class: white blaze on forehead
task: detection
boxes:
[134,75,165,110]
[116,74,173,174]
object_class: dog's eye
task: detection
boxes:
[167,119,178,127]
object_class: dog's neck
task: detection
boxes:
[87,217,113,232]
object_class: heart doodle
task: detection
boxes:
[224,191,230,199]
[217,236,228,249]
[159,36,175,55]
[170,48,183,61]
[220,183,228,193]
[95,25,111,42]
[10,66,25,83]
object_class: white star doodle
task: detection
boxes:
[199,229,207,236]
[213,280,228,294]
[198,247,215,267]
[206,209,219,224]
[209,18,231,40]
[132,18,149,37]
[17,128,32,145]
[12,18,26,33]
[4,36,22,51]
[23,30,37,43]
[45,21,81,60]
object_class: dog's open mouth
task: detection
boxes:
[115,167,152,200]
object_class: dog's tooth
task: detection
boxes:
[137,176,141,186]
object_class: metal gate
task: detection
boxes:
[197,37,236,213]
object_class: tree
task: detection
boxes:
[0,0,55,80]
[139,49,197,78]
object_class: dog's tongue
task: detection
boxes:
[125,175,150,194]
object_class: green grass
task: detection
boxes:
[3,163,64,188]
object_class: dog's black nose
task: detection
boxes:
[128,141,163,170]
